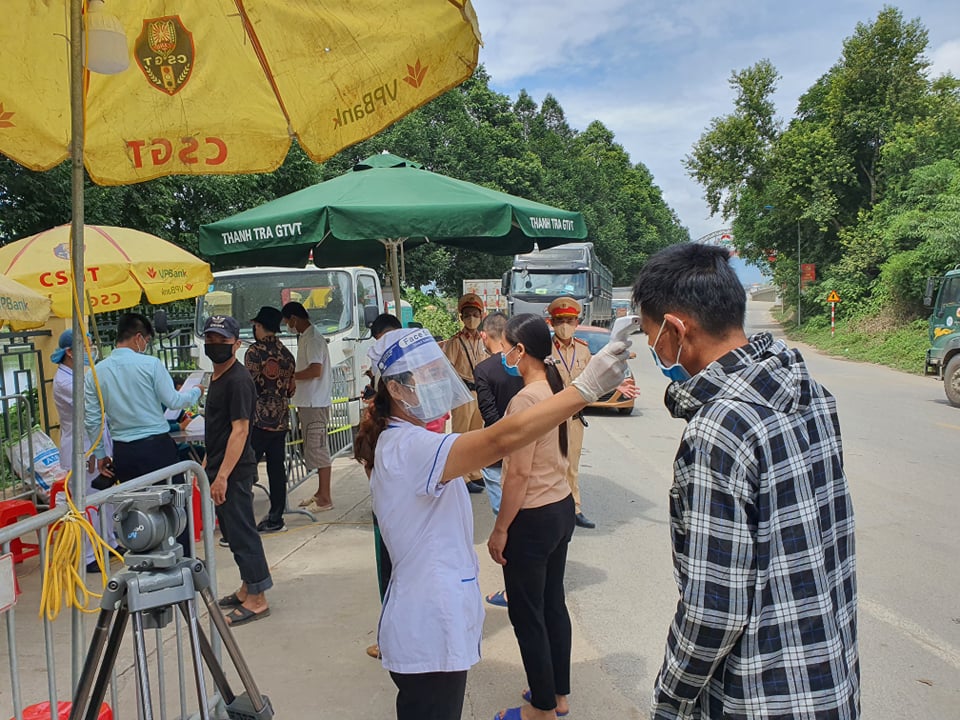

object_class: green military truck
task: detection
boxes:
[924,265,960,406]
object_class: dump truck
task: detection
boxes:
[924,265,960,406]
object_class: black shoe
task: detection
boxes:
[218,537,231,548]
[466,480,485,494]
[86,561,102,573]
[575,512,596,529]
[113,545,127,556]
[257,518,286,534]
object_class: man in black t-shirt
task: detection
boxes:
[203,315,273,627]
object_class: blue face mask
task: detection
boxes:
[501,346,522,377]
[649,318,691,382]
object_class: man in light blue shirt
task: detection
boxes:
[84,313,201,493]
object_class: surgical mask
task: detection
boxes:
[649,318,691,382]
[553,323,575,341]
[86,346,99,364]
[400,379,454,422]
[463,316,481,331]
[204,343,234,365]
[501,346,522,377]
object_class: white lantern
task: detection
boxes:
[85,0,128,75]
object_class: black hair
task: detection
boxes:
[370,313,402,338]
[280,301,309,320]
[116,312,154,343]
[631,243,745,335]
[354,371,413,469]
[504,314,568,457]
[480,311,508,339]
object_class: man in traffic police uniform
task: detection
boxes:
[442,293,489,490]
[548,297,596,528]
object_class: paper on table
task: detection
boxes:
[164,371,205,420]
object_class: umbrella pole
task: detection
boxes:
[385,239,403,316]
[69,0,87,690]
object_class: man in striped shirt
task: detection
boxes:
[633,244,859,719]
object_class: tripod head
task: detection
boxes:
[112,484,188,569]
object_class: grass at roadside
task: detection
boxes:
[772,310,929,374]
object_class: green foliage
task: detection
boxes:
[786,317,929,374]
[404,287,459,340]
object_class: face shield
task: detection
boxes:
[369,328,474,423]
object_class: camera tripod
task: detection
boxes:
[69,556,273,720]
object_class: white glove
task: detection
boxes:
[572,340,631,403]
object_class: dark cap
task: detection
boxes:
[203,315,240,339]
[281,301,309,320]
[251,306,282,333]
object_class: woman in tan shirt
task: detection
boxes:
[488,314,576,720]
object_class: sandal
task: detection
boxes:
[297,496,316,508]
[223,606,270,627]
[521,690,569,716]
[217,592,243,608]
[485,590,508,607]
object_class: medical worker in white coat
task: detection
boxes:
[359,327,631,720]
[51,330,119,572]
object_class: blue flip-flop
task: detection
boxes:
[485,590,508,607]
[521,690,569,717]
[493,708,523,720]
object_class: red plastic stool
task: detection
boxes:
[14,700,112,720]
[49,479,67,507]
[0,499,40,563]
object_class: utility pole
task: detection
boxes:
[797,219,802,328]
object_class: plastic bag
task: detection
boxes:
[4,427,66,491]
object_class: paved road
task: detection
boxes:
[568,300,960,718]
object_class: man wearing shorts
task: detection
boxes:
[281,301,334,513]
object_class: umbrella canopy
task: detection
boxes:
[198,153,588,300]
[0,225,213,316]
[0,273,53,329]
[0,2,481,184]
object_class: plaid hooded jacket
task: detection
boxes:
[651,333,859,719]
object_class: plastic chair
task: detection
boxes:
[0,499,40,563]
[14,700,112,720]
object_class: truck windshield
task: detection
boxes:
[196,269,353,339]
[939,277,960,310]
[511,271,587,297]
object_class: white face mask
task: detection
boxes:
[553,323,575,341]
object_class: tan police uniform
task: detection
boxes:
[442,293,488,482]
[548,297,590,514]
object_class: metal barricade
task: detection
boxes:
[273,362,357,518]
[0,461,219,720]
[0,394,37,505]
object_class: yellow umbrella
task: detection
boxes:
[0,224,213,316]
[0,272,53,329]
[0,1,481,184]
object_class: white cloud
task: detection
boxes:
[929,39,960,78]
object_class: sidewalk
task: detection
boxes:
[2,456,643,719]
[234,457,642,719]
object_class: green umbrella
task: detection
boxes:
[198,153,587,303]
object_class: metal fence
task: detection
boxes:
[0,394,38,504]
[0,331,52,436]
[0,462,220,720]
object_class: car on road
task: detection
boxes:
[568,325,637,415]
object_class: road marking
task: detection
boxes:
[859,596,960,670]
[935,422,960,432]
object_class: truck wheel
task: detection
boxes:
[945,356,960,407]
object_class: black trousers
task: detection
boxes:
[251,427,287,522]
[214,464,273,595]
[502,494,575,711]
[112,432,190,552]
[389,670,467,720]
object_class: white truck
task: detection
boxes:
[192,265,383,431]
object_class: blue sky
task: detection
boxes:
[473,0,960,251]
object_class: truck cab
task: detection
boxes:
[502,242,613,326]
[924,266,960,406]
[194,265,382,426]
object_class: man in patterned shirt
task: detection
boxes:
[633,243,859,720]
[246,306,296,533]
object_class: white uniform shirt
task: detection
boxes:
[292,324,332,408]
[371,421,484,674]
[54,364,112,476]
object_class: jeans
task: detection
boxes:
[480,465,503,514]
[502,494,575,711]
[214,463,273,595]
[251,427,287,523]
[389,670,467,720]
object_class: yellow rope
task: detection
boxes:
[38,269,121,620]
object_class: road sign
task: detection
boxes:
[827,290,841,303]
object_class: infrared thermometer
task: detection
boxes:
[611,315,641,343]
